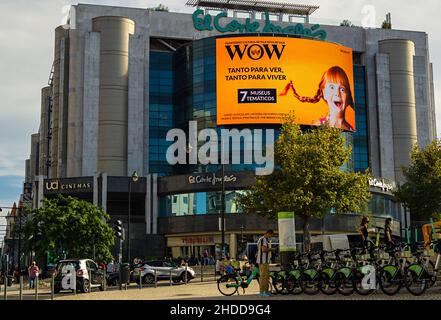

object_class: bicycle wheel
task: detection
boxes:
[335,270,354,296]
[318,271,337,295]
[301,269,320,295]
[286,273,303,295]
[217,274,239,296]
[427,260,437,288]
[404,264,428,296]
[353,269,376,296]
[378,265,401,296]
[271,273,285,295]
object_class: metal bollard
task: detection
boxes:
[3,275,7,301]
[139,272,142,290]
[73,271,77,296]
[119,268,122,291]
[201,265,203,283]
[154,269,157,288]
[169,269,172,287]
[51,273,55,300]
[184,265,188,285]
[88,268,92,294]
[103,269,106,292]
[19,276,23,300]
[35,276,38,300]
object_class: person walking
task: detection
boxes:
[203,249,209,266]
[107,260,115,273]
[256,229,276,297]
[384,218,395,249]
[28,261,39,289]
[358,217,370,249]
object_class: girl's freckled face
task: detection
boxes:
[323,82,348,110]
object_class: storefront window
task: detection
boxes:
[159,190,246,217]
[367,193,399,219]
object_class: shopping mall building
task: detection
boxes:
[21,1,437,259]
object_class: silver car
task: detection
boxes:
[134,260,195,284]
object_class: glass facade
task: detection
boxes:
[174,37,277,175]
[159,190,245,217]
[149,51,174,176]
[353,65,369,172]
[367,193,400,220]
[151,36,397,221]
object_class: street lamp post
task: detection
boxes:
[18,204,23,272]
[127,171,139,264]
[220,164,226,258]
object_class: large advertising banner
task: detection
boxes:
[216,37,355,131]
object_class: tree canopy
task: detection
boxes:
[151,4,169,11]
[237,116,371,250]
[394,140,441,221]
[23,195,115,263]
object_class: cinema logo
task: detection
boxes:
[225,43,286,61]
[45,180,92,192]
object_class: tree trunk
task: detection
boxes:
[302,216,311,253]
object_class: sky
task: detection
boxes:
[0,0,440,228]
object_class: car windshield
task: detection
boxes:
[56,261,80,272]
[163,261,179,268]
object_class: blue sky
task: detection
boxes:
[0,0,440,213]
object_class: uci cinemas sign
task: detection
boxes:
[45,179,92,193]
[192,9,327,40]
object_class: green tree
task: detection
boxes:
[237,116,371,251]
[381,20,392,29]
[151,4,169,11]
[23,195,115,263]
[394,140,441,221]
[340,19,355,27]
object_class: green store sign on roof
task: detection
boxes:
[192,9,327,40]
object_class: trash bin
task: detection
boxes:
[120,263,130,284]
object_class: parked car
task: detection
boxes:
[133,260,195,284]
[54,259,105,293]
[105,262,145,287]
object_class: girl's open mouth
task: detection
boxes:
[334,101,343,108]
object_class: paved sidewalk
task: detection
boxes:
[2,280,441,300]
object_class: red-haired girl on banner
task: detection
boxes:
[280,66,355,132]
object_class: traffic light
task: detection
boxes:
[114,220,123,239]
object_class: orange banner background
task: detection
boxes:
[216,36,355,130]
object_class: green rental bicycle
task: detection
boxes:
[217,265,260,296]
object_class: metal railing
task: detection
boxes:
[1,263,221,300]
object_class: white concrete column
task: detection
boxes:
[82,31,100,176]
[379,39,417,183]
[66,28,83,178]
[128,34,145,176]
[375,53,395,181]
[37,176,45,209]
[152,174,158,234]
[58,37,67,178]
[145,174,152,235]
[413,55,431,149]
[102,172,108,213]
[93,16,135,176]
[93,174,99,206]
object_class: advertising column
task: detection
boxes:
[278,212,296,268]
